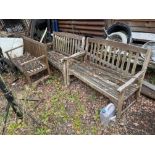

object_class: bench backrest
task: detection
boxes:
[53,32,85,56]
[84,37,151,77]
[23,36,47,63]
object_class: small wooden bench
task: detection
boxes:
[6,36,50,84]
[48,32,85,85]
[63,37,151,118]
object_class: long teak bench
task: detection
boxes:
[64,37,151,118]
[48,32,85,85]
[6,36,50,84]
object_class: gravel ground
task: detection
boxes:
[0,69,155,135]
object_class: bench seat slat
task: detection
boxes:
[69,61,138,102]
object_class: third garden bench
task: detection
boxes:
[62,37,151,118]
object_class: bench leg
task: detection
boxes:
[66,61,71,86]
[135,79,143,101]
[135,89,140,101]
[62,62,67,86]
[66,73,70,86]
[117,92,125,119]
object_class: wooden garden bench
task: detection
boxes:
[48,32,85,85]
[63,37,151,118]
[5,36,50,84]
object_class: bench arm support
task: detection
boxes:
[61,48,86,63]
[4,45,23,60]
[4,45,23,54]
[117,70,145,93]
[21,55,46,66]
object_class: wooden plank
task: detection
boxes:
[131,52,139,75]
[92,43,96,63]
[107,45,112,64]
[125,52,132,75]
[120,50,127,71]
[59,25,105,30]
[116,48,121,69]
[112,47,117,66]
[21,55,46,66]
[141,80,155,100]
[60,28,104,36]
[132,27,155,33]
[114,20,155,27]
[72,39,75,54]
[58,20,105,26]
[99,44,105,65]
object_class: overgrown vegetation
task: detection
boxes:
[0,69,155,135]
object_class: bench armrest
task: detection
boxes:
[117,70,144,93]
[5,45,23,55]
[61,48,86,62]
[4,45,23,60]
[21,55,46,66]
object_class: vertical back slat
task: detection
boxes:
[112,47,117,66]
[99,44,105,65]
[107,46,112,64]
[131,52,139,75]
[68,38,71,54]
[89,42,94,62]
[72,39,75,54]
[120,50,127,71]
[92,43,97,63]
[75,39,78,53]
[103,45,109,62]
[116,48,121,69]
[125,52,132,75]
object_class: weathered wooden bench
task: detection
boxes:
[5,36,50,84]
[48,32,85,85]
[63,37,151,118]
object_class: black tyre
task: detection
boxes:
[107,23,132,43]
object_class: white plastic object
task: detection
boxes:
[0,37,23,59]
[100,103,116,126]
[107,32,128,44]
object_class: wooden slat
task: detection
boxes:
[111,47,117,66]
[92,43,97,63]
[59,20,105,26]
[60,28,104,36]
[99,44,105,65]
[125,52,132,75]
[132,27,155,33]
[116,48,121,69]
[103,45,109,63]
[114,20,155,27]
[59,25,104,31]
[120,50,127,71]
[131,52,139,75]
[107,45,112,64]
